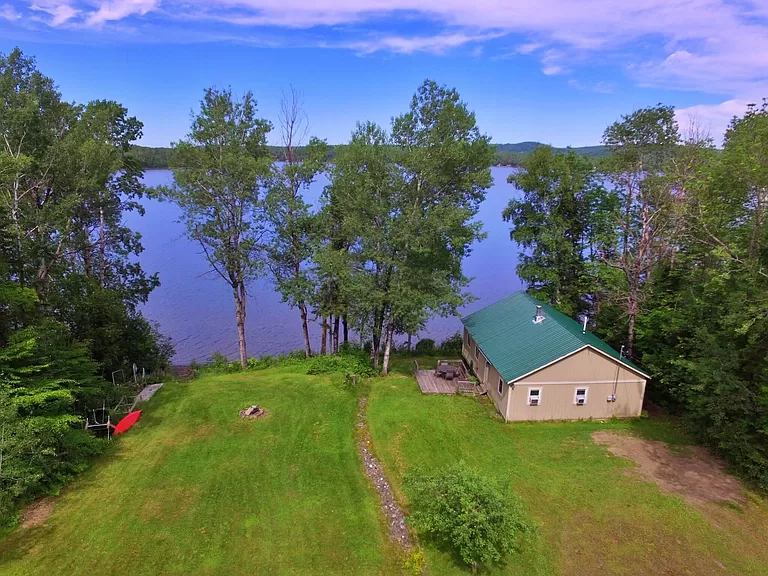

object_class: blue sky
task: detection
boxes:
[2,0,766,147]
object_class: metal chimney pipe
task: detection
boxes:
[582,316,588,334]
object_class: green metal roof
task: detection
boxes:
[461,292,648,382]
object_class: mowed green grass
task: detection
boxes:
[0,369,398,576]
[367,358,768,576]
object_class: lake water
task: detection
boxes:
[127,167,523,363]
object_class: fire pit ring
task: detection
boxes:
[239,405,268,419]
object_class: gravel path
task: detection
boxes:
[357,397,412,548]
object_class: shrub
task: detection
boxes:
[437,332,463,356]
[414,338,436,355]
[339,342,362,354]
[405,463,535,573]
[207,351,238,373]
[402,547,426,575]
[305,353,375,377]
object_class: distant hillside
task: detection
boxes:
[493,142,609,166]
[130,142,609,170]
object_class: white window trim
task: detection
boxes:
[497,377,503,395]
[527,388,542,406]
[574,387,588,405]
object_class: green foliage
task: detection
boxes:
[402,547,427,575]
[437,332,463,356]
[0,321,107,525]
[504,146,615,318]
[0,47,168,521]
[160,86,272,368]
[320,80,494,374]
[264,93,329,358]
[406,462,535,572]
[305,353,375,377]
[505,101,768,488]
[414,338,436,355]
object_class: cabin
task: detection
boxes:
[460,292,648,422]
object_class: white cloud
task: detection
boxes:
[2,0,767,101]
[345,32,501,55]
[542,65,563,75]
[568,79,614,94]
[31,2,78,25]
[85,0,157,26]
[675,99,753,144]
[0,3,19,19]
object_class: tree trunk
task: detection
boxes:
[234,282,248,368]
[407,332,412,353]
[372,306,385,370]
[99,205,106,285]
[342,315,349,344]
[299,302,311,358]
[372,333,380,370]
[626,289,638,359]
[382,322,395,376]
[333,315,340,353]
[321,316,329,355]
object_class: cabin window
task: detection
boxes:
[473,341,478,358]
[527,388,541,406]
[574,387,588,406]
[463,330,469,347]
[497,377,503,395]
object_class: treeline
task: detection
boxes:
[131,142,608,169]
[160,82,493,377]
[505,104,768,488]
[0,48,172,523]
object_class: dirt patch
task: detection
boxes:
[357,397,412,549]
[593,431,744,506]
[20,498,55,529]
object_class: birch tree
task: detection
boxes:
[326,81,493,375]
[163,87,271,368]
[600,105,679,357]
[264,88,327,358]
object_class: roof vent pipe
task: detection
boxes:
[532,305,545,324]
[582,315,588,334]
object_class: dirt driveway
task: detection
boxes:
[592,431,744,506]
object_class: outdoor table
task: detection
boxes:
[435,365,457,379]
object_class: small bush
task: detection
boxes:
[206,351,239,373]
[406,463,535,573]
[414,338,436,355]
[306,353,375,377]
[437,332,463,356]
[339,342,362,354]
[402,547,426,575]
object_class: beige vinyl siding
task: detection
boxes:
[462,328,507,418]
[461,327,478,371]
[507,347,646,421]
[481,353,505,417]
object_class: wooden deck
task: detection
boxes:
[415,370,462,394]
[412,360,486,396]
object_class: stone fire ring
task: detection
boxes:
[239,405,268,419]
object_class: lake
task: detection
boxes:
[127,167,523,363]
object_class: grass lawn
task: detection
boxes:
[2,357,767,575]
[366,357,768,576]
[0,368,399,576]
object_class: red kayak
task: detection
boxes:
[113,410,142,435]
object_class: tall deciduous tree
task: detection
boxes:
[326,80,493,375]
[163,88,272,368]
[264,88,328,358]
[503,146,614,318]
[600,105,680,357]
